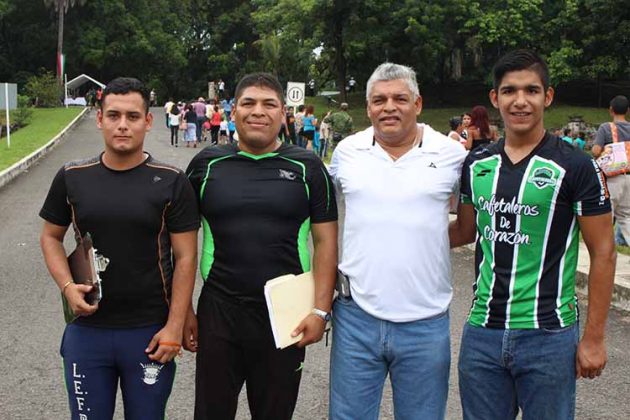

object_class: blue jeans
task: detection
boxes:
[330,296,450,420]
[458,323,578,420]
[615,224,627,246]
[196,115,206,141]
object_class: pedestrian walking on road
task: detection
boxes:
[302,105,317,150]
[164,97,175,129]
[168,104,181,147]
[592,95,630,246]
[193,97,207,143]
[185,72,338,420]
[184,104,198,148]
[209,105,221,145]
[323,102,353,147]
[449,49,615,420]
[39,77,199,420]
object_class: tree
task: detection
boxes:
[25,70,61,107]
[43,0,86,84]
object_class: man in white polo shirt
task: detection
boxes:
[328,63,467,420]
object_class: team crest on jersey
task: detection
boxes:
[528,167,556,189]
[140,363,163,385]
[279,169,297,181]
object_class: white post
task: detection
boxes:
[4,83,10,148]
[64,73,68,108]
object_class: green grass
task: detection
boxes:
[616,245,630,256]
[0,107,83,171]
[305,93,611,135]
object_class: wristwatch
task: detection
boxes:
[312,308,331,322]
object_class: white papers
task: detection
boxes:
[264,272,315,349]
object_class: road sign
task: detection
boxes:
[0,83,17,110]
[286,82,305,107]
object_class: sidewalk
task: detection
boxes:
[448,214,630,312]
[576,241,630,312]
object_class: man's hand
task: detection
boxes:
[291,314,327,348]
[576,336,607,379]
[183,307,198,352]
[145,323,183,364]
[64,284,98,317]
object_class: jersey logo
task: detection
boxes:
[279,169,297,181]
[428,162,437,168]
[476,168,492,177]
[153,176,162,183]
[528,167,557,189]
[140,363,163,385]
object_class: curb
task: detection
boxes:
[576,271,630,313]
[458,236,629,313]
[0,107,89,190]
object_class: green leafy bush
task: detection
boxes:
[13,95,33,126]
[24,70,61,108]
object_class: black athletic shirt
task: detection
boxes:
[40,153,199,328]
[186,143,337,302]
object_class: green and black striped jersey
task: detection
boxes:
[460,133,610,329]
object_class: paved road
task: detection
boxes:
[0,109,628,419]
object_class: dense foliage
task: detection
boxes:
[25,70,62,107]
[0,0,627,103]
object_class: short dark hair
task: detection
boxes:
[492,49,550,91]
[234,73,284,104]
[610,95,629,115]
[101,77,150,113]
[449,116,462,131]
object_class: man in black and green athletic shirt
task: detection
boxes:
[185,73,338,420]
[40,77,199,419]
[449,50,615,419]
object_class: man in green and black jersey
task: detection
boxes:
[449,50,615,419]
[40,78,199,419]
[185,73,338,420]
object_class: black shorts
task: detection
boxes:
[302,130,315,140]
[194,284,305,420]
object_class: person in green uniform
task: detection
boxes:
[324,102,354,145]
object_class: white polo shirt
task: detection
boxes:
[330,124,467,322]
